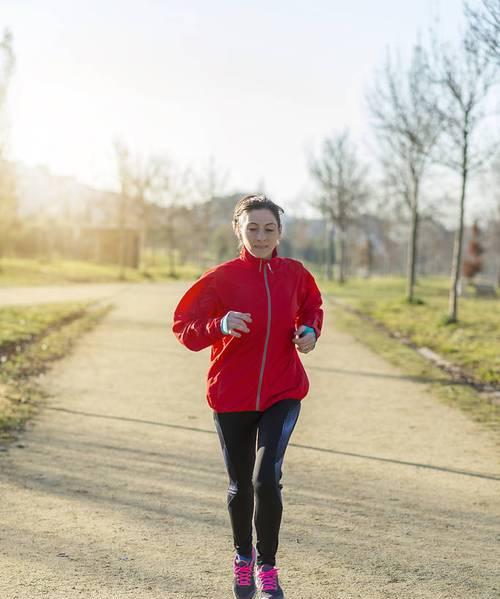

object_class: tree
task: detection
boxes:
[114,141,134,278]
[0,28,14,158]
[466,0,500,64]
[194,156,229,205]
[358,235,374,278]
[191,156,229,270]
[367,43,442,302]
[114,140,169,276]
[156,163,192,277]
[0,159,16,262]
[309,131,369,283]
[0,29,16,267]
[428,30,498,322]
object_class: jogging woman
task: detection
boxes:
[172,195,323,599]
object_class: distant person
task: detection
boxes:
[172,194,323,599]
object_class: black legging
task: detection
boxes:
[213,399,301,566]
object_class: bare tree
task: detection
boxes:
[466,0,500,64]
[0,29,16,267]
[428,30,498,322]
[114,140,169,276]
[155,163,192,277]
[367,43,442,302]
[191,156,229,270]
[114,141,134,278]
[309,130,369,283]
[194,155,229,204]
[0,29,14,156]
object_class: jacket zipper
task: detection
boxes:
[256,260,272,410]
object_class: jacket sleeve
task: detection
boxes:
[295,266,324,340]
[172,270,225,351]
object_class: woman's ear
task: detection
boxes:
[232,219,240,240]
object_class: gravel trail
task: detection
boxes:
[0,282,498,599]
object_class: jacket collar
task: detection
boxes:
[239,245,279,272]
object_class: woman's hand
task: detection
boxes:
[292,325,316,354]
[222,311,252,338]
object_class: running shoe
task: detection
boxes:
[233,546,257,599]
[257,564,284,599]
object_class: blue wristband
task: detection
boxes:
[300,325,316,340]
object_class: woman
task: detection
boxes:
[172,194,323,599]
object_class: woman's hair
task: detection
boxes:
[232,194,285,244]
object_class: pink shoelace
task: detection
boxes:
[258,567,279,591]
[234,561,253,586]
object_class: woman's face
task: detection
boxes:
[238,208,281,260]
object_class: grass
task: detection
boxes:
[329,302,500,437]
[0,301,110,443]
[0,256,201,286]
[318,276,499,387]
[314,275,500,436]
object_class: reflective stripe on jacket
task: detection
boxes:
[172,245,324,413]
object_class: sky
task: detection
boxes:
[2,0,495,222]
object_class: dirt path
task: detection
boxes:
[0,283,498,599]
[0,283,132,307]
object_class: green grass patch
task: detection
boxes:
[0,301,110,443]
[0,256,201,286]
[319,276,499,386]
[0,303,84,348]
[329,299,500,438]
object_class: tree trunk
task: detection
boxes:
[138,225,146,271]
[323,219,334,280]
[406,197,419,302]
[338,226,347,284]
[448,125,469,323]
[448,142,468,323]
[366,238,373,278]
[167,246,176,277]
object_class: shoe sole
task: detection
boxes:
[232,591,256,599]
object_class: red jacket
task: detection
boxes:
[172,246,323,413]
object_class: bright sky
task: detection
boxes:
[3,0,484,218]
